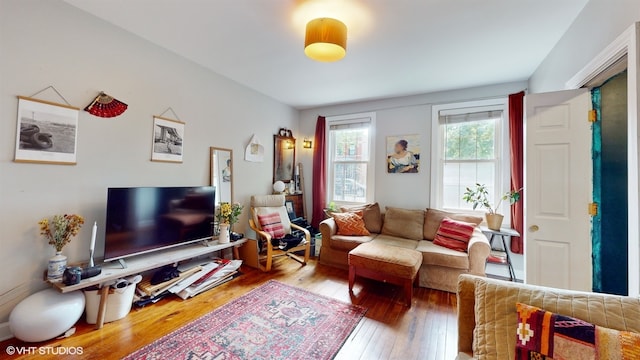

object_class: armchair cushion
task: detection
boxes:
[333,211,371,236]
[251,195,292,235]
[257,213,286,239]
[433,218,477,252]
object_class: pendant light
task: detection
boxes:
[304,17,347,62]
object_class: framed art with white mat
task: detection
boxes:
[151,116,184,163]
[14,96,80,165]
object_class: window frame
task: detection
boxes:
[326,112,376,206]
[430,99,510,221]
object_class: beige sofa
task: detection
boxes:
[319,205,491,292]
[457,274,640,359]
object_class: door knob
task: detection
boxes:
[529,225,540,232]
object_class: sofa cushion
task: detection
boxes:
[433,218,477,252]
[332,211,371,236]
[330,234,375,251]
[424,209,483,241]
[515,302,640,359]
[516,302,594,359]
[471,277,640,360]
[382,207,425,240]
[370,234,419,250]
[416,240,469,270]
[594,324,640,359]
[341,203,382,233]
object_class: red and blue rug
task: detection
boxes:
[125,280,367,360]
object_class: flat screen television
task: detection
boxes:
[104,186,216,262]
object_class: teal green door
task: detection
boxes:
[592,70,628,296]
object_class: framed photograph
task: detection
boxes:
[14,96,80,165]
[285,200,296,219]
[386,134,421,174]
[151,116,184,163]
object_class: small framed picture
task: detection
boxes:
[14,96,80,165]
[285,200,296,219]
[152,116,185,163]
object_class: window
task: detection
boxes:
[431,100,509,216]
[326,113,375,204]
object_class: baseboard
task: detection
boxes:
[0,322,12,342]
[486,273,523,283]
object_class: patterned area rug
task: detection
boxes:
[125,280,367,360]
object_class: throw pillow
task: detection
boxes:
[515,303,640,360]
[381,207,425,240]
[433,218,476,252]
[257,213,286,240]
[340,203,382,233]
[332,211,371,236]
[424,208,482,241]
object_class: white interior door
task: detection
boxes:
[525,89,592,292]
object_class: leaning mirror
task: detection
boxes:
[210,147,233,204]
[273,135,295,183]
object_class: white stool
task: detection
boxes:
[9,288,85,342]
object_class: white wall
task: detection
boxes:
[298,81,528,215]
[529,0,640,93]
[0,0,297,325]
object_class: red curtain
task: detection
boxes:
[509,91,525,254]
[311,116,327,228]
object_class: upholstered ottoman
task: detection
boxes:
[348,242,423,306]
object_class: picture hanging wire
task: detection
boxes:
[159,107,182,121]
[28,85,72,107]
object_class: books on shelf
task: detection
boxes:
[488,250,508,264]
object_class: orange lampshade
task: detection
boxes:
[304,18,347,62]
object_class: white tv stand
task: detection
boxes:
[49,238,247,329]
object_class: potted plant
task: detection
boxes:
[39,214,85,280]
[323,201,340,218]
[462,184,522,230]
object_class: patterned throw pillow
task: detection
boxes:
[516,303,640,360]
[257,213,286,240]
[340,203,382,233]
[332,211,371,236]
[433,217,476,252]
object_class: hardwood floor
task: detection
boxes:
[0,259,459,360]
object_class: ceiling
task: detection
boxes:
[64,0,589,109]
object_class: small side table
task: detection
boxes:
[481,226,520,281]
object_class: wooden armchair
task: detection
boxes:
[248,195,311,272]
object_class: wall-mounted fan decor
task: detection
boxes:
[84,92,128,118]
